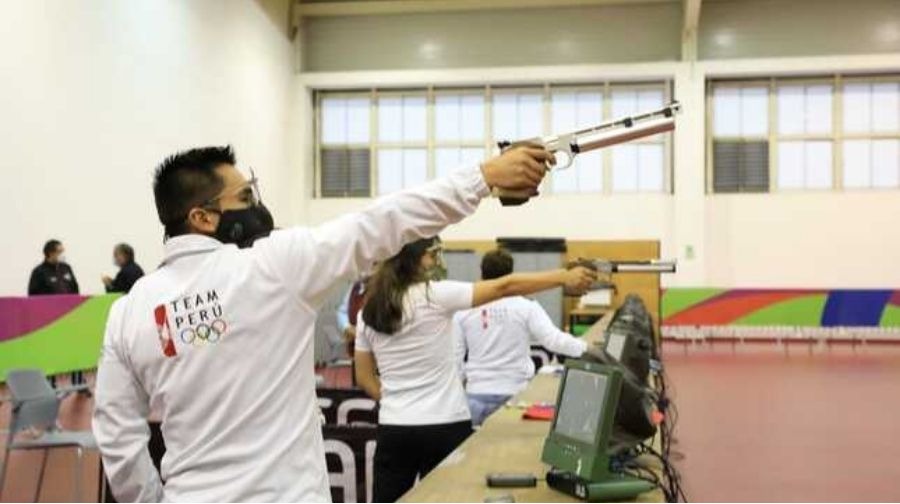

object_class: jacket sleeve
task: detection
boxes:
[92,299,164,502]
[109,266,141,294]
[68,265,80,294]
[526,301,587,358]
[257,165,490,309]
[107,271,125,293]
[122,265,144,293]
[27,268,43,295]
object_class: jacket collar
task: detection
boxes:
[160,234,225,267]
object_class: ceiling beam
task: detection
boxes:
[295,0,677,19]
[681,0,702,61]
[683,0,702,34]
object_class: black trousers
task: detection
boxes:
[373,420,473,503]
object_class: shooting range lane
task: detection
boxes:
[662,341,900,502]
[399,313,665,503]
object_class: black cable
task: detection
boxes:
[624,461,662,486]
[639,442,688,503]
[643,313,686,502]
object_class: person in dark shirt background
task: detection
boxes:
[28,239,80,295]
[28,239,83,388]
[102,243,144,294]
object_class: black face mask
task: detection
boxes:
[213,204,275,248]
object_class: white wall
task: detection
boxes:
[3,1,899,294]
[0,0,298,295]
[292,0,900,290]
[298,54,900,289]
[699,55,900,289]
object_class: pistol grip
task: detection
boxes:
[491,187,533,206]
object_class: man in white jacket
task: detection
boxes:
[92,144,552,502]
[454,249,587,426]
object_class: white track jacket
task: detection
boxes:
[92,166,490,502]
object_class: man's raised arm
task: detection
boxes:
[259,146,553,308]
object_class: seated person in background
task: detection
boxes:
[336,272,371,357]
[28,239,79,295]
[102,243,145,294]
[337,269,374,385]
[454,249,588,426]
[354,237,595,502]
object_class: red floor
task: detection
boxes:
[0,373,101,502]
[663,341,900,502]
[4,344,900,502]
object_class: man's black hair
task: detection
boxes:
[481,249,514,280]
[153,146,235,237]
[43,239,62,258]
[115,243,135,263]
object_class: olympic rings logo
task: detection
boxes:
[179,319,228,345]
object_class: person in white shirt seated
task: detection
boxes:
[354,237,596,502]
[454,249,589,427]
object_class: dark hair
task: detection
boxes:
[43,239,62,258]
[153,146,235,237]
[481,249,514,280]
[362,237,438,335]
[114,243,135,263]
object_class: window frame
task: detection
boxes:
[372,89,429,196]
[315,81,674,198]
[707,74,900,193]
[607,82,673,193]
[547,83,606,194]
[706,79,771,193]
[839,74,900,190]
[315,90,375,198]
[431,87,492,182]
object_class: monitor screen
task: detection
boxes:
[553,369,609,444]
[605,332,627,362]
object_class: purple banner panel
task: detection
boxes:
[0,295,88,342]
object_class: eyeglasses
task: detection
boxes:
[166,168,264,229]
[426,243,444,261]
[201,168,263,209]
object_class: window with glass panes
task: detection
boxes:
[708,75,900,192]
[376,93,428,195]
[315,83,672,198]
[434,91,486,180]
[842,78,900,189]
[709,83,770,192]
[318,95,371,197]
[608,86,668,192]
[550,88,604,193]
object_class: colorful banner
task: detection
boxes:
[0,294,120,380]
[3,289,898,380]
[662,289,900,327]
[318,387,379,425]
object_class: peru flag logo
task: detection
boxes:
[154,304,177,357]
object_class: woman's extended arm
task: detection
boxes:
[470,266,596,308]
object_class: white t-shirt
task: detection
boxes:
[454,296,587,396]
[356,280,473,426]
